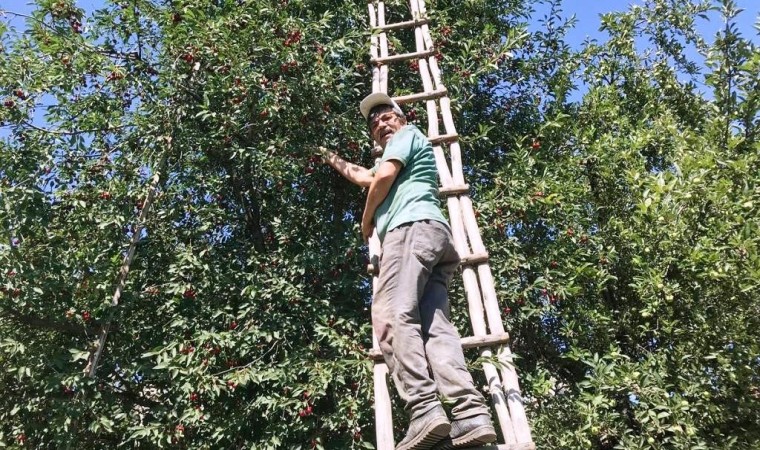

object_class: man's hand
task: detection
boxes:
[317,146,332,162]
[361,211,375,243]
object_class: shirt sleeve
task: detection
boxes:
[380,126,416,167]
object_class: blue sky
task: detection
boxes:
[530,0,758,46]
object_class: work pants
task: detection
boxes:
[372,220,490,420]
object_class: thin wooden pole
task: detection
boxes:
[85,142,169,377]
[378,1,389,93]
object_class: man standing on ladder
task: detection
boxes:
[319,93,497,450]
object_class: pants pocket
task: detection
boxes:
[411,221,448,267]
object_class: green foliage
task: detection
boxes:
[1,0,758,448]
[467,0,760,448]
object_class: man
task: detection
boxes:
[319,93,497,450]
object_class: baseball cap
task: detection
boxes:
[359,92,404,119]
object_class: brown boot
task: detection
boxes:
[433,414,497,449]
[395,405,451,450]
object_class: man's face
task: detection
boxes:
[369,109,405,148]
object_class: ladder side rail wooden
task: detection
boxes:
[411,0,532,441]
[404,0,518,442]
[368,2,395,449]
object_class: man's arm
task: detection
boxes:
[319,147,373,188]
[361,160,402,242]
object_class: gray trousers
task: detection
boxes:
[372,220,490,420]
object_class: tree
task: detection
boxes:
[1,0,758,448]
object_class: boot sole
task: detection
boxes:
[434,425,497,449]
[396,417,451,450]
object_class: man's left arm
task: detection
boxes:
[362,160,402,242]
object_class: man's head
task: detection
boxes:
[360,92,407,148]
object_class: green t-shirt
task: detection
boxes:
[371,125,447,242]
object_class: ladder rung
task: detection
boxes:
[371,48,434,66]
[372,18,429,32]
[461,252,489,266]
[439,184,469,197]
[368,332,511,361]
[393,88,447,105]
[429,133,459,145]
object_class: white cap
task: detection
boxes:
[360,92,404,119]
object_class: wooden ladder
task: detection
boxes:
[364,1,535,449]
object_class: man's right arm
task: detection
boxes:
[319,147,373,188]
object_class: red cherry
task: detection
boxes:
[4,99,15,108]
[566,228,574,237]
[531,140,540,150]
[299,405,313,417]
[183,289,196,299]
[283,30,302,46]
[99,191,111,200]
[82,310,91,321]
[189,392,199,402]
[503,307,511,315]
[305,166,315,174]
[229,321,238,330]
[550,261,558,269]
[175,424,185,433]
[14,89,25,99]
